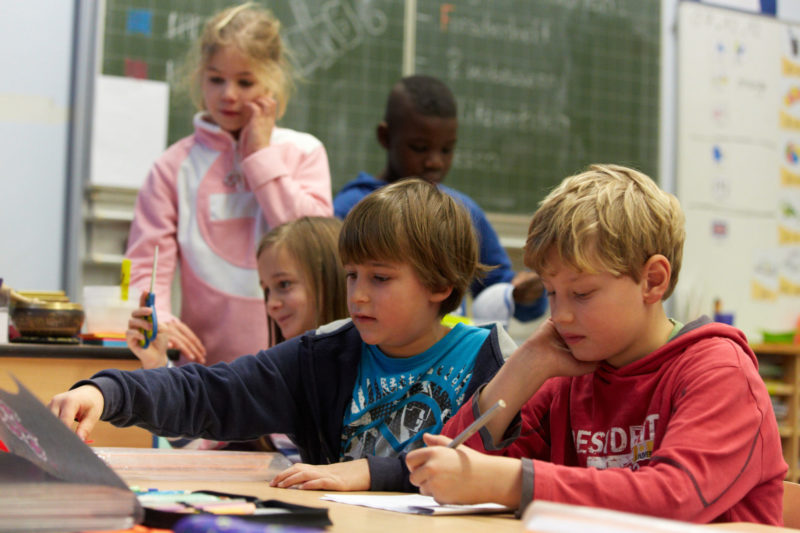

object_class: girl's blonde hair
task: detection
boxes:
[257,217,348,346]
[187,3,294,117]
[524,164,685,299]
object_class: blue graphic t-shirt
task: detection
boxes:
[340,322,490,460]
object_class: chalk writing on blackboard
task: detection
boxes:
[283,0,388,77]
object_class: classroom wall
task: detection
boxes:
[0,0,74,292]
[2,0,800,305]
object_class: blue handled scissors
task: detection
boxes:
[140,246,159,348]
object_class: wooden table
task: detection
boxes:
[131,479,796,533]
[0,342,153,447]
[132,479,520,533]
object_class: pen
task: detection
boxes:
[447,399,506,448]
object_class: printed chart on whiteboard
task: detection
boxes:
[676,1,800,339]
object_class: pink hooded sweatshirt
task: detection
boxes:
[126,114,332,364]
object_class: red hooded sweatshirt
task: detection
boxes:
[444,317,787,525]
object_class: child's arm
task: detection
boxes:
[510,271,544,306]
[470,207,547,322]
[49,337,307,445]
[475,319,596,444]
[240,106,333,226]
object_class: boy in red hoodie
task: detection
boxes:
[406,164,786,525]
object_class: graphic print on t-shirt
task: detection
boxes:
[340,323,489,460]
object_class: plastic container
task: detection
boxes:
[762,330,796,345]
[82,285,137,334]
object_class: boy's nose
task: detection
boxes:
[549,301,573,324]
[348,282,369,303]
[425,152,444,169]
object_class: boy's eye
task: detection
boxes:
[573,290,593,299]
[238,79,255,88]
[410,144,428,153]
[208,76,224,84]
[373,275,390,282]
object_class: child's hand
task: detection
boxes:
[511,270,544,305]
[515,318,597,380]
[48,385,105,442]
[239,95,277,158]
[125,290,170,369]
[269,459,370,491]
[406,433,521,507]
[162,318,206,365]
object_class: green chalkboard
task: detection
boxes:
[414,0,661,212]
[101,0,659,214]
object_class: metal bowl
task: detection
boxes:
[10,300,85,337]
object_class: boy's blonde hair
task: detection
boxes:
[188,3,293,117]
[339,179,487,316]
[257,217,347,346]
[525,164,685,299]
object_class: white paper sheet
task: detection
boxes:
[321,493,510,515]
[522,501,706,533]
[90,74,169,189]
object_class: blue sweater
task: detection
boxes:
[334,172,547,321]
[82,319,511,491]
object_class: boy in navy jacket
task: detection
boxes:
[49,179,515,492]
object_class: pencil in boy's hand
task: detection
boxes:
[447,399,506,448]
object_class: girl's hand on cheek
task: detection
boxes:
[240,95,277,158]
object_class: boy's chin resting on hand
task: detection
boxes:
[270,458,370,491]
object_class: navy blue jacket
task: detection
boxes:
[83,320,512,491]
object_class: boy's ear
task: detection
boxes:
[429,285,454,304]
[376,121,390,149]
[641,254,671,304]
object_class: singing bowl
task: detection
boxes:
[10,300,85,337]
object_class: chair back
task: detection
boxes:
[784,480,800,529]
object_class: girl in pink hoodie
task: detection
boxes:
[125,4,332,366]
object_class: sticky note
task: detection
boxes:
[126,9,153,36]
